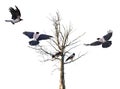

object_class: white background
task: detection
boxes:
[0,0,120,89]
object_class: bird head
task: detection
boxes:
[97,38,100,40]
[36,32,39,34]
[73,53,75,56]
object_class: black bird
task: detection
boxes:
[65,53,75,62]
[52,52,62,58]
[84,30,113,48]
[23,31,53,46]
[5,5,23,24]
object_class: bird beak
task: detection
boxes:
[20,19,23,21]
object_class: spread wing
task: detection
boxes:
[9,7,17,20]
[23,31,34,39]
[85,41,102,46]
[103,32,112,41]
[15,5,21,17]
[37,34,53,41]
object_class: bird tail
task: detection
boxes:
[65,58,69,62]
[102,41,112,48]
[29,40,39,46]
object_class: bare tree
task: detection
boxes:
[29,12,86,89]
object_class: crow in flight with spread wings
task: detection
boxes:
[84,30,113,48]
[5,5,23,24]
[23,31,53,46]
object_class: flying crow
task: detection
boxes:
[65,53,75,62]
[23,31,53,46]
[52,52,62,58]
[5,5,23,24]
[84,30,113,48]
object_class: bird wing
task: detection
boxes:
[102,41,112,48]
[103,32,112,41]
[37,34,53,41]
[87,41,102,46]
[23,31,34,39]
[9,7,17,20]
[15,5,21,17]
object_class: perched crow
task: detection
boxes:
[23,31,53,46]
[5,5,23,24]
[65,53,75,62]
[52,52,62,58]
[84,30,113,48]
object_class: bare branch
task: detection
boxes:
[66,32,86,46]
[28,46,41,50]
[64,44,80,54]
[48,41,59,51]
[39,47,53,56]
[59,29,64,41]
[39,58,52,62]
[51,67,60,73]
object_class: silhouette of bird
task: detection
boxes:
[52,52,62,58]
[84,30,113,48]
[5,5,23,24]
[65,53,75,62]
[23,31,53,46]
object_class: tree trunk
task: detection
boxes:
[59,56,65,89]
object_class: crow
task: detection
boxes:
[52,52,62,58]
[84,30,113,48]
[5,5,23,24]
[65,53,75,62]
[23,31,53,46]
